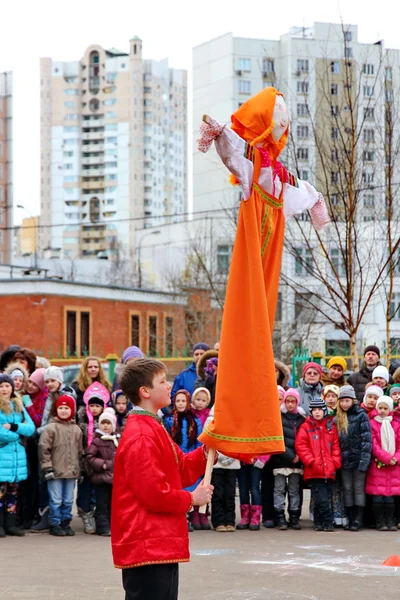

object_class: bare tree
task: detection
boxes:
[282,28,400,370]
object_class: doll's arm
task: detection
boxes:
[198,115,254,200]
[282,173,330,229]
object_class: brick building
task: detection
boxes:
[0,279,221,368]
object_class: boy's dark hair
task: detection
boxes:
[119,358,167,405]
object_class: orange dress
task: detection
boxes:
[198,87,328,461]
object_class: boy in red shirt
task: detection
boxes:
[111,358,214,600]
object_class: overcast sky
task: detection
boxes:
[1,0,399,223]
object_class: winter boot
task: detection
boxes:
[31,506,50,533]
[350,506,363,531]
[343,506,353,530]
[289,511,302,530]
[373,503,388,531]
[61,520,75,536]
[249,505,262,531]
[199,511,211,530]
[0,507,5,538]
[236,504,251,530]
[78,508,96,534]
[262,519,275,528]
[384,503,398,532]
[5,513,25,536]
[276,511,288,531]
[190,506,202,530]
[49,524,66,537]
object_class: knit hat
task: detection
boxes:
[56,395,75,420]
[99,407,117,432]
[390,384,400,398]
[372,366,389,383]
[192,387,211,406]
[10,368,24,381]
[302,362,323,377]
[376,397,393,413]
[122,346,145,364]
[83,382,110,447]
[364,345,380,357]
[309,397,327,410]
[338,385,357,400]
[284,388,300,405]
[44,366,64,385]
[326,356,347,371]
[322,384,340,398]
[88,396,105,407]
[193,342,210,353]
[28,368,46,391]
[363,385,384,403]
[0,373,15,393]
[277,385,286,399]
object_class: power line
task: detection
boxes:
[2,207,235,232]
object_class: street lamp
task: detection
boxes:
[137,230,161,288]
[17,204,38,269]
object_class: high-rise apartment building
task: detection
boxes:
[0,72,13,264]
[40,38,187,260]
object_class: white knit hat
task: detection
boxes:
[376,397,394,412]
[44,366,64,385]
[363,385,384,404]
[372,366,389,383]
[99,407,117,432]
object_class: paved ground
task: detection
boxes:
[3,507,400,599]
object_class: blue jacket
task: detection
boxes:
[171,362,197,400]
[163,414,203,454]
[0,402,35,483]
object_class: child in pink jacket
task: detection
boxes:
[366,397,400,531]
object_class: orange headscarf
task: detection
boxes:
[231,87,288,161]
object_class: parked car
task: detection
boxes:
[62,363,110,386]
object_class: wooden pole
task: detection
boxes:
[199,448,216,514]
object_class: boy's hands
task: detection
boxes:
[192,481,214,506]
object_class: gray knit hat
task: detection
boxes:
[338,385,357,400]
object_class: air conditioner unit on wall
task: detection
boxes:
[236,70,242,76]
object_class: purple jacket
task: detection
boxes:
[366,418,400,496]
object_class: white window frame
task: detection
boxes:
[238,80,251,94]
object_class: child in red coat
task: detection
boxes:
[111,359,214,600]
[296,397,341,531]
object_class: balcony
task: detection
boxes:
[82,168,104,176]
[82,131,104,141]
[83,119,104,128]
[81,156,105,166]
[81,180,104,190]
[81,193,104,202]
[82,142,104,152]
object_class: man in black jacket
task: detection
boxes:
[348,345,381,403]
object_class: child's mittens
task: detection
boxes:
[197,117,225,153]
[45,469,56,481]
[253,459,266,469]
[22,395,33,408]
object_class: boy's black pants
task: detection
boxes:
[122,563,179,600]
[211,469,238,528]
[310,479,333,526]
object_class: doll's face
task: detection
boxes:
[272,96,289,142]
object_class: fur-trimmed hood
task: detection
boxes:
[196,350,219,380]
[5,361,29,388]
[275,360,291,388]
[0,393,24,414]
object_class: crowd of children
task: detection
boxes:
[2,340,400,538]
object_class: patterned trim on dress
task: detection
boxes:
[261,206,273,258]
[253,183,283,209]
[244,143,255,163]
[287,171,299,188]
[203,426,283,443]
[116,558,190,570]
